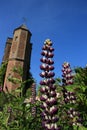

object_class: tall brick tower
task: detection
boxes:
[3,24,32,92]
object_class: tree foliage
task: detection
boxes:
[74,66,87,86]
[0,63,87,129]
[0,65,43,130]
[0,62,7,87]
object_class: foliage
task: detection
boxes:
[0,60,87,129]
[0,62,7,86]
[0,88,43,130]
[73,66,87,127]
[74,66,87,86]
[7,66,34,97]
[0,65,43,130]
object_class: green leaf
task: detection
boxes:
[78,126,87,130]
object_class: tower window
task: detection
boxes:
[15,36,18,41]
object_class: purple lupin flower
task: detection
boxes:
[62,62,81,126]
[62,62,75,104]
[40,39,60,130]
[62,62,73,86]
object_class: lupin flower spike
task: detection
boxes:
[62,62,82,126]
[40,39,60,130]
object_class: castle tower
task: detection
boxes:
[3,25,32,92]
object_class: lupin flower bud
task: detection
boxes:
[40,39,60,130]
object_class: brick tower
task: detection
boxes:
[3,25,32,92]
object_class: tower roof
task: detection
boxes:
[20,24,28,30]
[13,24,32,35]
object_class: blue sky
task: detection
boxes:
[0,0,87,84]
